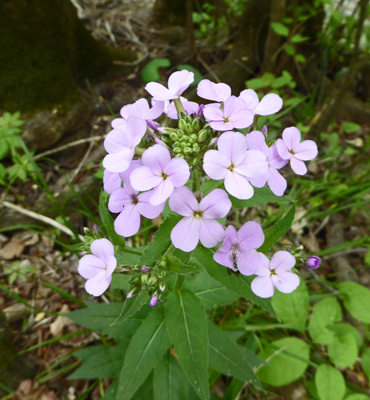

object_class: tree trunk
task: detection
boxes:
[0,0,134,113]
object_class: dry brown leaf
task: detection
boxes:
[0,239,25,260]
[50,304,72,337]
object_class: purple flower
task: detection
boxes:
[103,169,122,194]
[213,222,264,275]
[246,131,288,196]
[130,98,164,124]
[276,127,318,175]
[203,131,268,199]
[197,79,231,102]
[169,186,231,252]
[111,104,132,129]
[78,238,117,296]
[165,97,200,119]
[251,251,300,298]
[150,294,158,307]
[145,70,194,101]
[306,256,321,269]
[109,163,165,237]
[103,116,147,173]
[130,144,190,205]
[203,96,254,131]
[239,89,283,116]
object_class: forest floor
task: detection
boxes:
[1,0,370,399]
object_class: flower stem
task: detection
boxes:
[173,98,185,117]
[192,168,201,192]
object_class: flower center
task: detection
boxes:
[228,163,235,172]
[193,211,203,218]
[223,117,230,123]
[161,172,168,180]
[270,269,276,276]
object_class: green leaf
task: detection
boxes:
[208,321,261,388]
[327,331,358,368]
[165,290,210,400]
[285,43,296,55]
[328,322,362,347]
[110,290,149,327]
[177,64,203,86]
[258,204,295,253]
[99,191,124,247]
[361,347,370,381]
[340,122,361,133]
[257,337,310,386]
[344,395,370,400]
[308,297,342,344]
[271,279,309,331]
[291,34,309,43]
[192,247,276,316]
[231,187,292,209]
[271,22,289,37]
[0,140,9,159]
[141,58,172,83]
[139,215,181,265]
[70,343,128,379]
[246,73,275,90]
[110,274,132,291]
[315,364,346,400]
[294,53,306,63]
[166,254,195,275]
[116,305,171,400]
[116,250,143,266]
[153,351,198,400]
[183,271,238,309]
[337,282,370,323]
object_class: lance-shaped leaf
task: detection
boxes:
[192,247,276,316]
[232,187,293,209]
[208,321,261,389]
[153,351,198,400]
[165,290,210,400]
[116,305,171,400]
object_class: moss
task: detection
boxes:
[0,0,118,113]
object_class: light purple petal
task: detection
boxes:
[200,188,231,218]
[104,129,131,154]
[103,170,122,194]
[217,131,248,165]
[272,272,300,294]
[251,276,275,298]
[210,120,234,131]
[270,251,296,273]
[90,238,114,263]
[197,79,231,102]
[103,150,133,173]
[169,186,198,217]
[106,255,117,275]
[290,157,307,175]
[229,108,254,129]
[246,131,268,154]
[142,144,171,174]
[224,170,254,200]
[147,100,164,120]
[267,168,287,196]
[164,157,190,187]
[203,104,223,121]
[130,98,149,119]
[145,82,173,101]
[255,93,283,116]
[282,127,301,150]
[213,249,235,270]
[130,166,162,191]
[238,221,264,250]
[203,150,229,180]
[199,219,225,248]
[249,174,268,188]
[276,138,291,160]
[268,144,288,169]
[234,150,268,179]
[149,179,174,205]
[126,116,147,144]
[171,217,200,252]
[294,140,318,161]
[85,271,111,297]
[108,187,134,213]
[137,191,165,219]
[120,104,132,119]
[238,250,261,276]
[111,118,127,130]
[114,204,141,237]
[119,160,142,186]
[255,253,271,276]
[184,101,200,116]
[168,70,194,97]
[239,89,259,110]
[78,255,105,279]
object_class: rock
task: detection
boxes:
[22,92,92,151]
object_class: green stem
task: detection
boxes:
[192,168,201,192]
[173,98,185,117]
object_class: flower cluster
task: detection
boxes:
[78,70,319,299]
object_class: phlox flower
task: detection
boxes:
[239,89,283,116]
[213,222,264,275]
[276,127,318,175]
[169,187,231,252]
[103,116,147,173]
[103,169,122,194]
[203,96,254,131]
[78,238,116,296]
[108,161,165,237]
[203,131,268,199]
[246,131,288,196]
[130,144,190,206]
[197,79,231,102]
[251,251,300,298]
[306,256,321,269]
[145,70,194,101]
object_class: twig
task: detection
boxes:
[104,20,117,46]
[1,201,83,240]
[323,247,369,261]
[197,54,221,82]
[68,140,95,184]
[33,135,106,160]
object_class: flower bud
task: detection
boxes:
[186,123,193,134]
[141,274,149,284]
[190,134,197,141]
[183,147,192,155]
[306,256,321,269]
[170,132,179,141]
[198,129,207,143]
[177,129,184,137]
[192,143,200,152]
[150,294,158,307]
[159,281,166,292]
[179,119,187,131]
[192,118,201,131]
[173,147,183,154]
[148,275,158,286]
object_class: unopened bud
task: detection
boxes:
[148,275,158,286]
[192,118,201,131]
[179,119,187,131]
[159,281,166,292]
[170,132,179,141]
[186,123,193,134]
[158,260,167,269]
[190,134,197,141]
[183,147,192,155]
[141,274,149,284]
[150,294,158,307]
[198,129,207,143]
[306,256,321,270]
[141,266,150,273]
[173,147,183,154]
[192,143,200,152]
[177,129,184,137]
